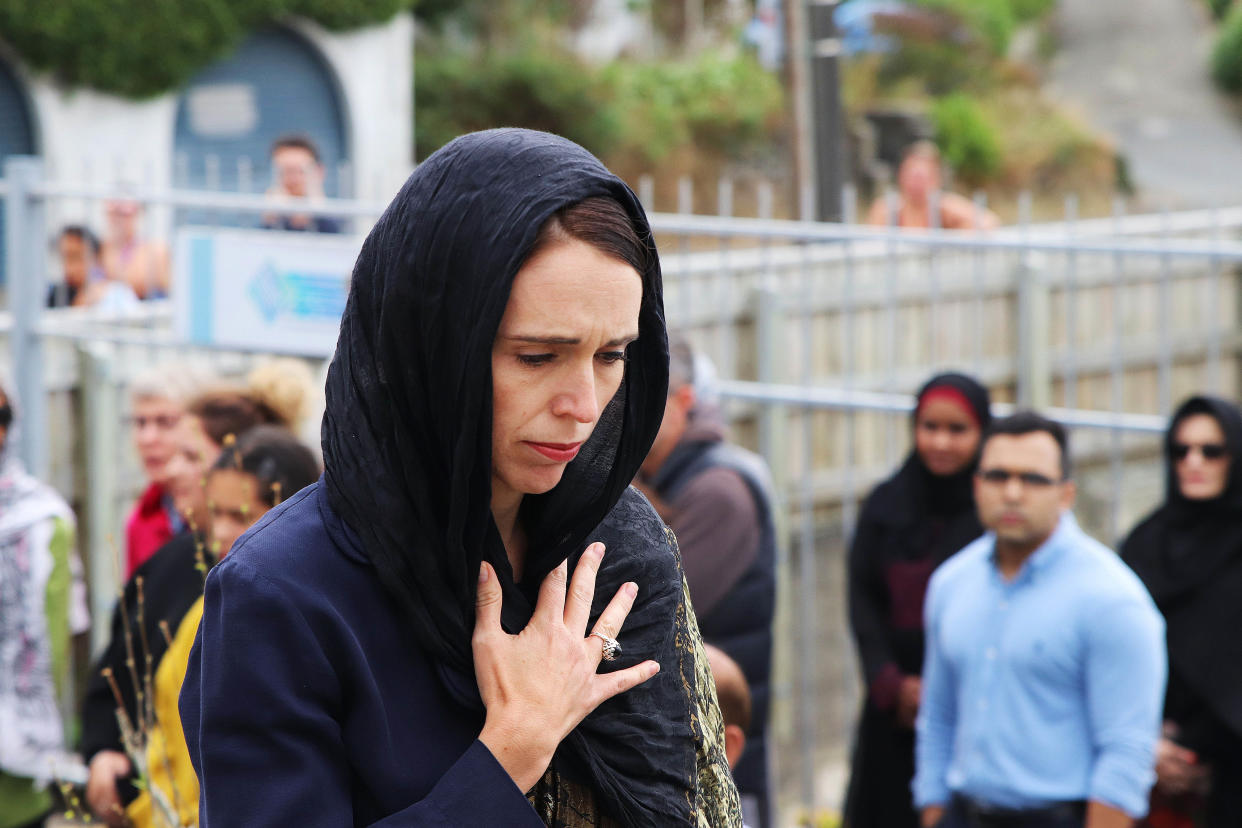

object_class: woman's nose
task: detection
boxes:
[550,365,599,424]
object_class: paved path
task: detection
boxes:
[1046,0,1242,209]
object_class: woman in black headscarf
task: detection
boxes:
[843,372,992,828]
[1122,395,1242,828]
[179,129,741,827]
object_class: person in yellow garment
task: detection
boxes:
[0,376,90,828]
[125,426,319,828]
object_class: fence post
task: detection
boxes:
[78,342,122,655]
[755,283,785,483]
[1016,256,1051,410]
[5,156,49,479]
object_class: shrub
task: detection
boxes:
[1207,0,1235,21]
[1212,5,1242,94]
[931,92,1002,185]
[909,0,1016,55]
[1008,0,1057,23]
[0,0,414,99]
[605,51,785,162]
[415,47,784,167]
[414,50,622,160]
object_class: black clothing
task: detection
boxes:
[316,128,729,826]
[1121,395,1242,826]
[845,373,991,828]
[649,427,778,827]
[46,283,79,308]
[79,531,205,803]
[938,795,1086,828]
[183,480,736,826]
[264,214,343,234]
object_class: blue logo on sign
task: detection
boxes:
[249,262,346,323]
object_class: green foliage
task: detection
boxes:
[605,51,784,161]
[414,49,622,160]
[1206,0,1235,21]
[415,47,784,166]
[1008,0,1057,23]
[0,0,416,99]
[909,0,1016,55]
[1212,4,1242,94]
[931,92,1002,184]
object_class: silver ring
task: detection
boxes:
[588,631,622,661]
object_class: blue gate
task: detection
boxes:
[0,57,37,287]
[174,26,349,201]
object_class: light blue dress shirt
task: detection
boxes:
[913,511,1166,817]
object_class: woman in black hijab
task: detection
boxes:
[179,129,741,827]
[843,372,992,828]
[1122,395,1242,828]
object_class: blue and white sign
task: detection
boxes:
[175,227,361,356]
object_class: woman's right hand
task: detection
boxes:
[473,542,660,792]
[86,750,132,826]
[1154,736,1204,795]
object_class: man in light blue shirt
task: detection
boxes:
[914,412,1166,828]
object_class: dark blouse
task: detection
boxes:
[179,482,544,826]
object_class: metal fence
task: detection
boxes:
[6,156,1242,824]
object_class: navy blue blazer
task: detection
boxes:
[179,481,545,826]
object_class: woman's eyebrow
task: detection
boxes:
[503,334,638,347]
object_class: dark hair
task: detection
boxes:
[983,410,1072,479]
[529,195,651,276]
[270,133,323,164]
[211,425,320,508]
[188,390,281,447]
[58,225,101,256]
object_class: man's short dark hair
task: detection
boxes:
[270,133,322,164]
[58,224,100,256]
[983,410,1072,479]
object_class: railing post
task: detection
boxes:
[78,342,122,655]
[5,156,49,479]
[1016,256,1051,410]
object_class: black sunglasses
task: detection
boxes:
[0,403,10,429]
[976,468,1060,488]
[1171,442,1228,461]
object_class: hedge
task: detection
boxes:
[1212,4,1242,94]
[415,47,784,166]
[932,92,1002,185]
[0,0,416,99]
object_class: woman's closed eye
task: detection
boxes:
[516,350,628,367]
[597,350,628,365]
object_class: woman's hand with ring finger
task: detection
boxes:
[473,542,660,792]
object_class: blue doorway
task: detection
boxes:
[0,57,37,287]
[173,26,349,203]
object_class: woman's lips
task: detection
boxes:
[525,441,582,462]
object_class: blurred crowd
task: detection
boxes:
[44,134,341,313]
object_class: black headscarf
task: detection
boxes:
[887,372,992,523]
[321,130,692,823]
[1122,395,1242,737]
[848,372,992,683]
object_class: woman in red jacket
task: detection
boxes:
[124,363,214,578]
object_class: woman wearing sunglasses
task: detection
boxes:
[844,373,991,828]
[1122,395,1242,827]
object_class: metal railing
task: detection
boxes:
[6,156,1242,824]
